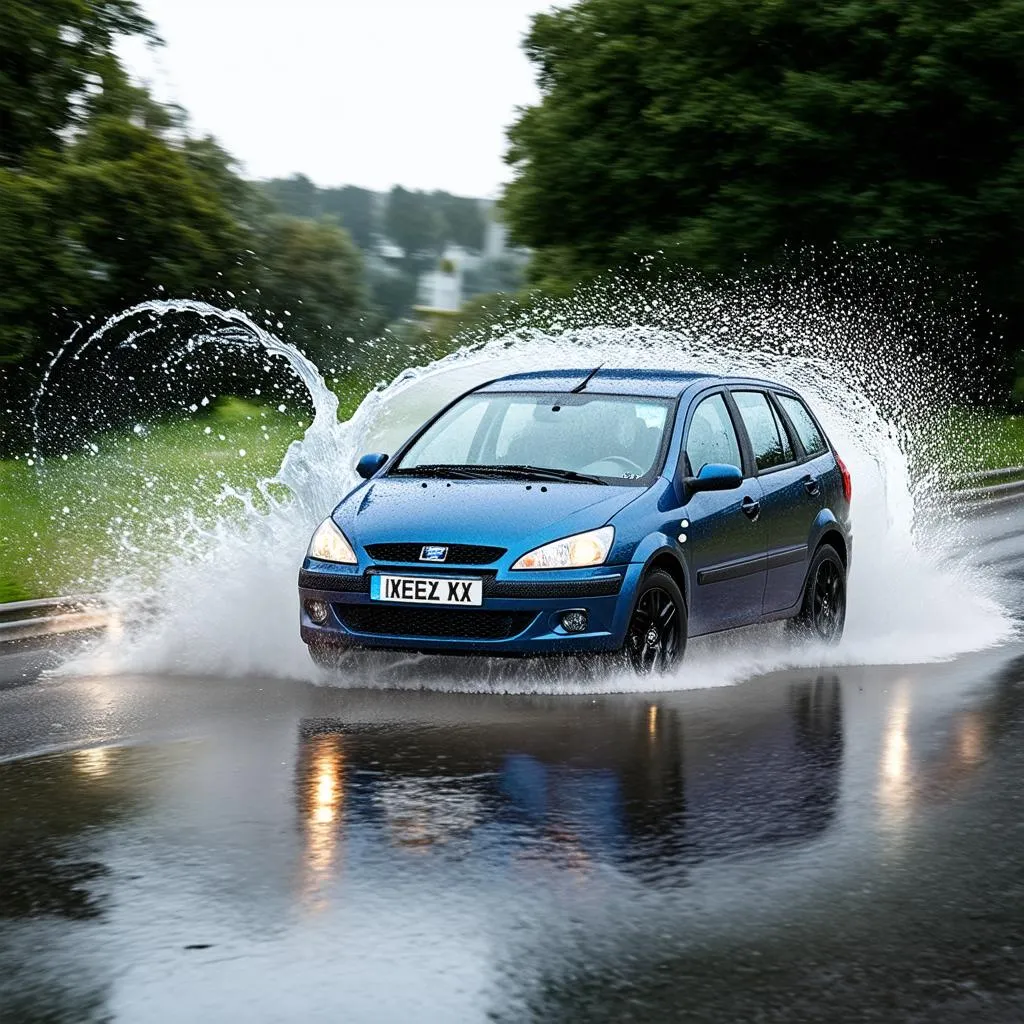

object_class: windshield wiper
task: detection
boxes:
[393,463,609,484]
[392,464,485,479]
[468,464,609,485]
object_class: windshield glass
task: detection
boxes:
[393,392,673,484]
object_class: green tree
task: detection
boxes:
[252,215,368,365]
[0,158,87,363]
[367,266,420,323]
[0,2,255,369]
[0,0,154,165]
[503,0,1024,346]
[384,185,443,260]
[320,185,377,250]
[64,80,248,310]
[432,192,486,252]
[259,174,319,219]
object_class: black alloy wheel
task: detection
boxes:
[625,570,687,674]
[794,545,846,644]
[812,560,844,641]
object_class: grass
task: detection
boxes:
[0,398,308,603]
[934,409,1024,478]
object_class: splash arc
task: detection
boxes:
[25,285,1011,691]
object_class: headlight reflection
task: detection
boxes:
[299,733,346,908]
[878,683,912,832]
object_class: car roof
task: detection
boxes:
[477,367,787,399]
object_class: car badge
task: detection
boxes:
[420,545,448,562]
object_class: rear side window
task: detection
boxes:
[776,394,828,458]
[685,394,742,475]
[732,391,794,471]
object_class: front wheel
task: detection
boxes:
[792,545,846,644]
[624,570,687,674]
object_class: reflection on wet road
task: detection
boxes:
[3,641,1024,1022]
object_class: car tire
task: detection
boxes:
[623,569,687,674]
[791,544,846,644]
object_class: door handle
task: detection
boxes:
[803,474,821,497]
[741,496,761,521]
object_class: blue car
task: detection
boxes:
[299,368,852,673]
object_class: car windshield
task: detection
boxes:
[393,392,672,485]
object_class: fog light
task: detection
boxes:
[560,610,588,634]
[305,600,330,625]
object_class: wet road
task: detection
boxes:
[3,508,1024,1022]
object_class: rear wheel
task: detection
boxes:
[792,545,846,644]
[624,570,687,674]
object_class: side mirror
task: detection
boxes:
[686,463,743,492]
[356,452,389,479]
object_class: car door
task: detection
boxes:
[730,389,821,616]
[680,391,767,634]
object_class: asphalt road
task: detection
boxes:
[3,506,1024,1023]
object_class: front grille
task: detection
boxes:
[299,569,369,593]
[364,543,506,565]
[335,604,536,640]
[485,576,622,598]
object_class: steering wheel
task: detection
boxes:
[589,455,645,475]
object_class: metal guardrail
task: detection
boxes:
[0,594,111,643]
[961,466,1024,484]
[955,466,1024,509]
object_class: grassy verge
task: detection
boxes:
[935,409,1024,479]
[0,399,308,603]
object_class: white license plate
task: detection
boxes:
[370,574,483,606]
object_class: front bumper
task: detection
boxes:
[298,558,642,655]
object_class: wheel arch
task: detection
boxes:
[793,528,849,622]
[642,548,689,610]
[815,528,848,569]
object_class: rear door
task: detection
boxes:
[730,389,822,616]
[681,391,766,634]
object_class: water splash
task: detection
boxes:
[31,272,1014,690]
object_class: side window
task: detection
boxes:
[685,394,743,476]
[776,394,828,458]
[732,391,794,471]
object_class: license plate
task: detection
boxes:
[370,574,483,607]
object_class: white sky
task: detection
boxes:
[119,0,559,198]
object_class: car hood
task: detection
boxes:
[335,477,643,555]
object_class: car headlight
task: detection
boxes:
[511,526,614,571]
[307,518,358,564]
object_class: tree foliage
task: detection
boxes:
[384,186,444,260]
[320,185,376,250]
[503,0,1024,345]
[65,83,249,311]
[431,191,486,252]
[259,173,319,218]
[0,0,154,164]
[252,215,368,366]
[0,0,373,398]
